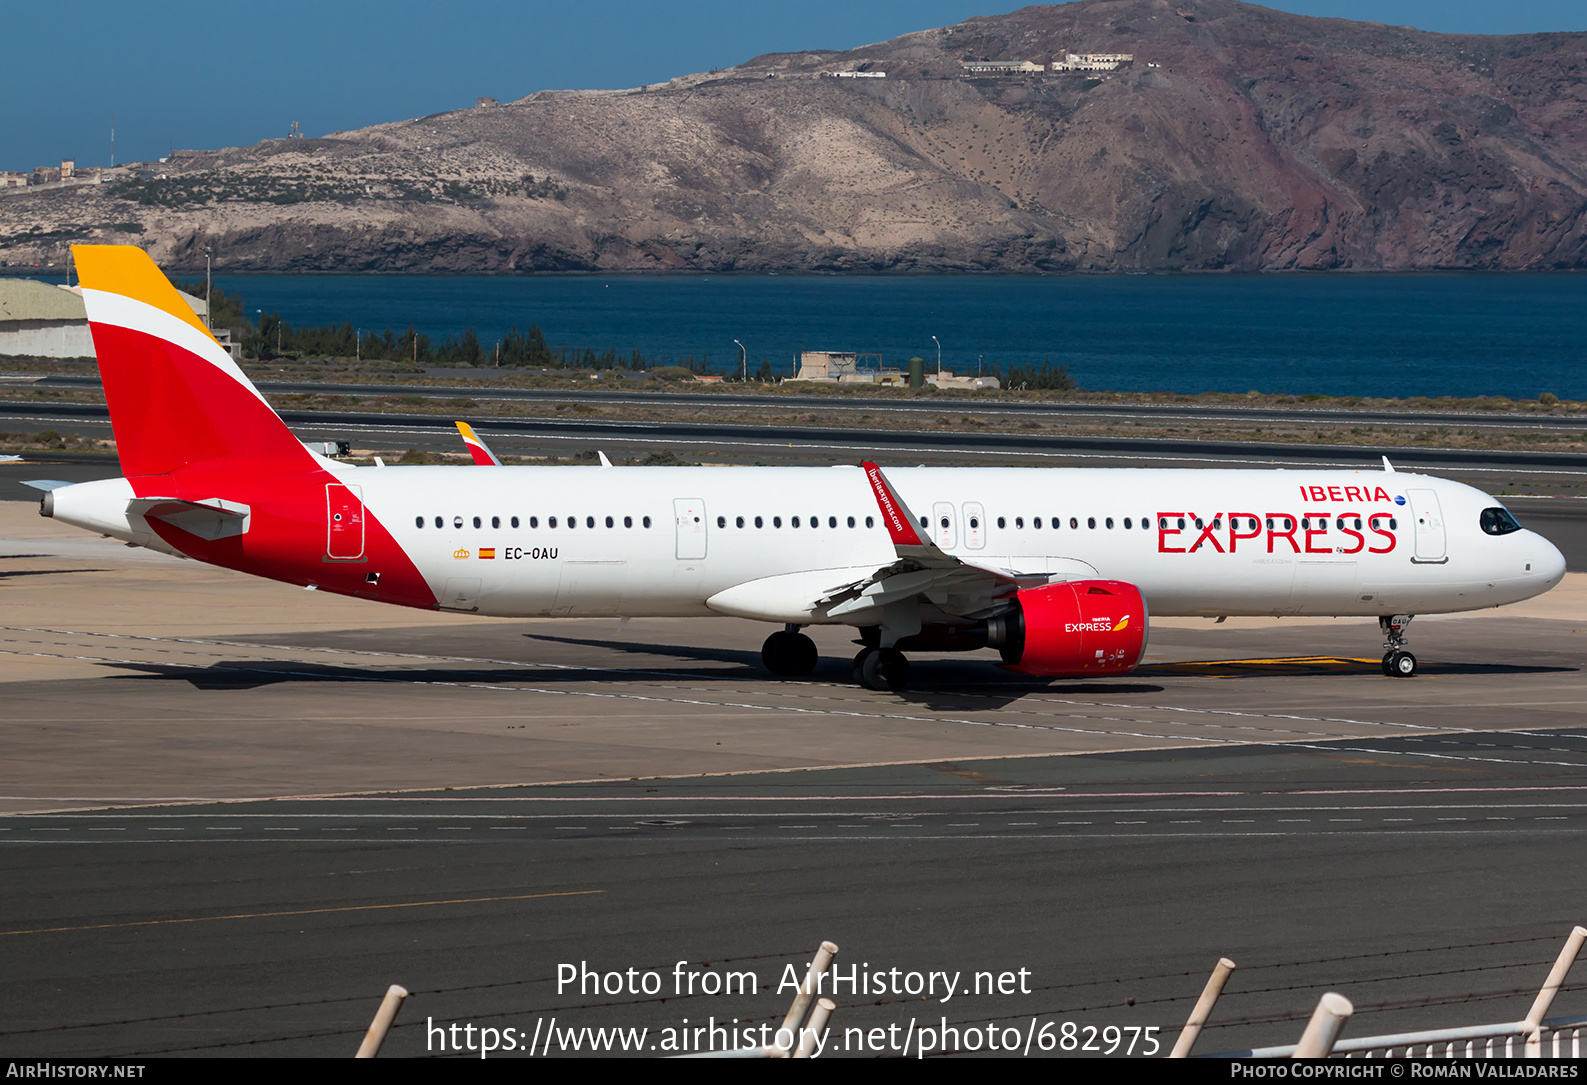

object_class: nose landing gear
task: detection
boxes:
[1379,614,1417,678]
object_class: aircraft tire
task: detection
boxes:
[762,631,818,677]
[785,633,818,676]
[860,647,910,692]
[1381,651,1395,677]
[1389,650,1418,678]
[762,631,794,675]
[852,647,875,684]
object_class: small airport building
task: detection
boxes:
[0,279,235,359]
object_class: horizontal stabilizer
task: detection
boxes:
[127,496,251,541]
[19,479,71,491]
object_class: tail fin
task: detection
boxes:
[72,245,314,477]
[455,421,503,466]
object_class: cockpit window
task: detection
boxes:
[1480,507,1523,536]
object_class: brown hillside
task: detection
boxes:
[2,0,1584,272]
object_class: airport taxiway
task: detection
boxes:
[3,495,1585,1057]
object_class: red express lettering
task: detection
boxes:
[1368,516,1397,554]
[1268,513,1300,553]
[1304,514,1331,554]
[1189,514,1225,553]
[1228,513,1262,553]
[1158,513,1186,553]
[1156,509,1394,556]
[1338,512,1366,554]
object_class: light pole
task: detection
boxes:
[931,335,941,376]
[733,338,746,382]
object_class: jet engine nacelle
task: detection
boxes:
[988,579,1149,677]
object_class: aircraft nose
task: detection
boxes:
[1535,533,1567,586]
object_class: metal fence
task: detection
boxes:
[1181,925,1586,1059]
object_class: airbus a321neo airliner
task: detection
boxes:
[33,246,1567,691]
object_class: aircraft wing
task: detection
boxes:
[819,463,1032,620]
[706,463,1037,624]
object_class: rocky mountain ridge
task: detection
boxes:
[2,0,1584,272]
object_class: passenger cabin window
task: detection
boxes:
[1480,507,1523,536]
[511,516,520,528]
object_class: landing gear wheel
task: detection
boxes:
[1388,650,1417,678]
[1381,651,1395,677]
[852,647,875,684]
[859,647,910,692]
[761,631,818,677]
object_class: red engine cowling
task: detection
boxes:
[995,579,1148,677]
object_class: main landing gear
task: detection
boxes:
[761,625,818,677]
[1379,614,1417,678]
[759,625,917,692]
[852,646,911,692]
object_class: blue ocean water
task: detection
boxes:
[200,272,1586,400]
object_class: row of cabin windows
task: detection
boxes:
[414,512,1400,534]
[1163,516,1399,531]
[992,515,1153,531]
[716,515,877,529]
[984,515,1400,532]
[416,515,653,529]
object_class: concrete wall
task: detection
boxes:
[0,320,96,358]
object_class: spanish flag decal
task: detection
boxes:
[479,547,497,559]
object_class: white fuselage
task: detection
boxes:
[338,464,1565,622]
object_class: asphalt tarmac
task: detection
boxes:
[2,500,1586,1058]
